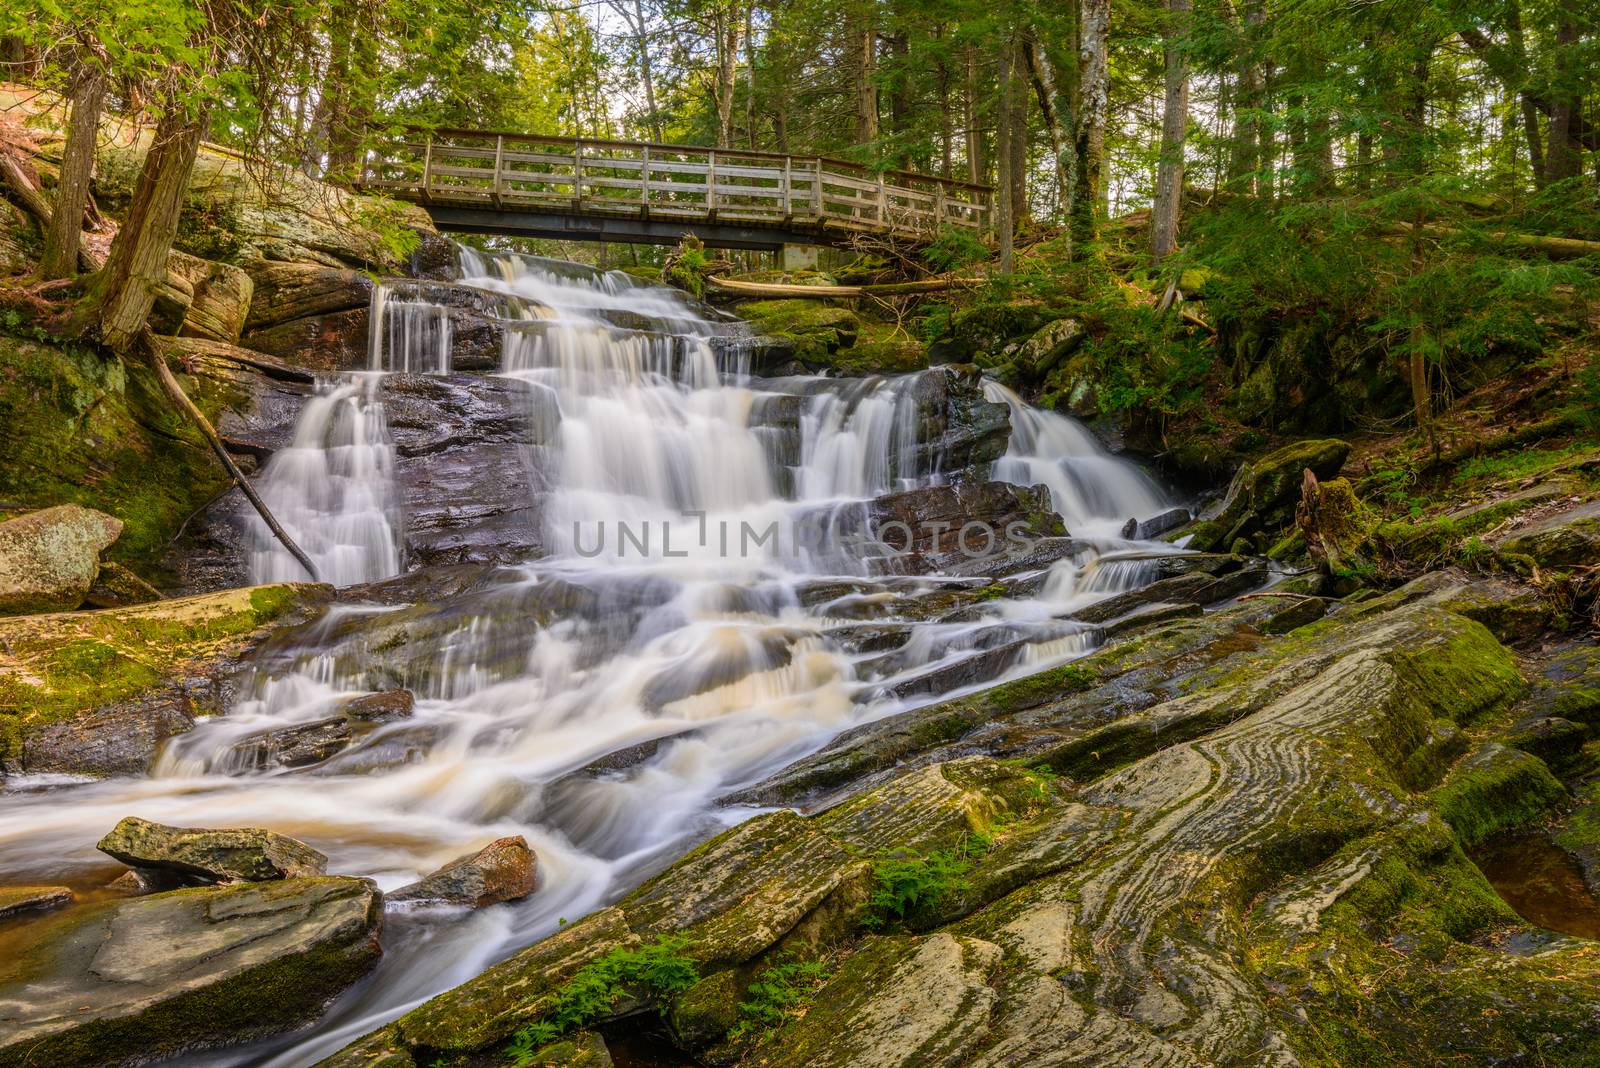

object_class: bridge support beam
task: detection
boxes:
[780,243,819,271]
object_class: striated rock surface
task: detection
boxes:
[97,816,328,885]
[0,504,123,615]
[389,836,539,908]
[317,575,1600,1068]
[0,877,383,1068]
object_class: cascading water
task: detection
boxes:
[0,244,1193,1067]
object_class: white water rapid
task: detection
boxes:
[0,247,1190,1066]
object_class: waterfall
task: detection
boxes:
[0,243,1196,1068]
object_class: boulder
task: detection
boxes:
[835,480,1066,575]
[241,305,370,371]
[1119,506,1191,541]
[0,504,123,615]
[388,835,539,908]
[343,688,416,722]
[1500,499,1600,568]
[226,716,355,771]
[1016,317,1084,378]
[180,259,255,344]
[22,699,196,778]
[96,816,328,885]
[83,561,163,609]
[1184,437,1349,551]
[0,884,73,920]
[0,876,383,1068]
[736,300,860,371]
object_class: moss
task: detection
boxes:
[1430,745,1567,850]
[0,332,237,568]
[0,584,319,764]
[828,337,927,375]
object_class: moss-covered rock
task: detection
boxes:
[0,876,383,1068]
[0,504,123,614]
[0,333,241,568]
[0,583,329,773]
[1186,437,1350,551]
[737,300,861,365]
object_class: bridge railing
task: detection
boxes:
[356,129,991,241]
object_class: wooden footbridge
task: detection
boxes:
[356,129,992,252]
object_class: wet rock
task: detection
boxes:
[83,561,163,609]
[0,504,123,615]
[1184,438,1350,551]
[0,884,72,920]
[1261,593,1327,634]
[343,688,416,722]
[0,584,330,776]
[1119,506,1190,541]
[242,304,370,371]
[1500,499,1600,567]
[0,876,383,1067]
[389,835,538,908]
[228,716,355,770]
[409,230,464,280]
[844,480,1066,575]
[735,300,860,371]
[96,816,329,884]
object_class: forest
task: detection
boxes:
[0,1,1598,1067]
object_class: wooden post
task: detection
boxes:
[573,139,584,207]
[876,173,888,226]
[707,150,717,219]
[812,158,824,218]
[934,183,947,234]
[492,135,505,207]
[640,145,651,216]
[782,156,792,219]
[420,135,434,204]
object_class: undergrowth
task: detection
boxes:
[503,935,698,1064]
[728,955,833,1043]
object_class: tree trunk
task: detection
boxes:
[95,108,204,353]
[1225,0,1263,193]
[1544,0,1581,182]
[963,44,984,185]
[633,0,664,142]
[854,4,878,146]
[936,32,954,179]
[1070,0,1109,254]
[713,7,740,148]
[42,59,105,279]
[1023,31,1069,217]
[1005,36,1028,229]
[995,37,1017,273]
[1151,0,1190,262]
[744,4,758,148]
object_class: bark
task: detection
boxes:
[95,108,205,353]
[1151,0,1190,262]
[744,4,758,148]
[1023,31,1069,216]
[1070,0,1110,253]
[1544,0,1582,182]
[632,0,663,142]
[963,45,984,185]
[707,274,979,297]
[42,60,105,279]
[1224,0,1263,193]
[1005,36,1028,229]
[1459,22,1599,153]
[995,37,1017,273]
[936,32,954,179]
[712,6,741,148]
[854,3,878,145]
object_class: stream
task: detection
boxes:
[0,248,1186,1065]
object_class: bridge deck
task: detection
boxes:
[357,129,991,249]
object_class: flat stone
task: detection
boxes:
[0,884,73,920]
[1500,499,1600,567]
[0,877,382,1066]
[389,835,538,908]
[96,816,328,884]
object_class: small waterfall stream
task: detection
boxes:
[0,246,1190,1066]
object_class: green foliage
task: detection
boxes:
[922,227,990,274]
[1574,363,1600,434]
[728,956,832,1043]
[503,936,698,1064]
[862,836,991,930]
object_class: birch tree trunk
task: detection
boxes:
[1151,0,1190,262]
[42,58,105,279]
[632,0,663,141]
[1023,31,1069,217]
[1069,0,1109,254]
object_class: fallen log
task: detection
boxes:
[707,275,983,299]
[143,330,322,583]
